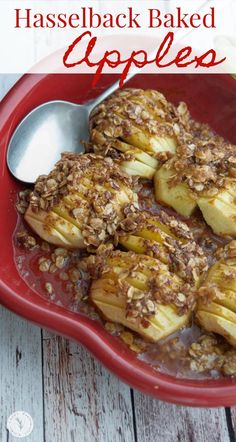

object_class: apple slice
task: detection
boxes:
[198,185,236,236]
[196,310,236,348]
[154,164,197,217]
[197,251,236,347]
[88,88,191,180]
[89,251,190,342]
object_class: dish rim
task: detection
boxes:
[1,72,236,407]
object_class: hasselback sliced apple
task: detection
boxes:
[154,160,197,217]
[198,179,236,237]
[154,134,236,236]
[89,251,191,342]
[197,241,236,347]
[87,88,191,179]
[118,209,208,285]
[25,153,138,249]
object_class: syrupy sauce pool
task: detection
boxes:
[13,181,231,380]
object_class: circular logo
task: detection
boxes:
[7,411,33,438]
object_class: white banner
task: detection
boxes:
[0,0,236,79]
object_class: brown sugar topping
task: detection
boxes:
[27,153,138,249]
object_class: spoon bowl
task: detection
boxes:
[6,1,210,184]
[6,74,134,183]
[7,100,89,183]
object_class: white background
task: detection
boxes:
[0,0,236,74]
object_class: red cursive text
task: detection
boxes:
[63,31,226,86]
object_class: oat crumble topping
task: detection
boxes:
[187,334,236,376]
[16,231,38,250]
[26,153,138,249]
[165,130,236,195]
[87,251,198,321]
[118,209,208,285]
[16,189,31,215]
[13,87,236,378]
[88,87,236,198]
[87,88,191,162]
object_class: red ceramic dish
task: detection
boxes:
[1,73,236,407]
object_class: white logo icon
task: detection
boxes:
[7,411,34,438]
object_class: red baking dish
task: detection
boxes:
[0,73,236,407]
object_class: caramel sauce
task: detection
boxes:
[13,181,230,379]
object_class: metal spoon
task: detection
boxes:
[7,73,135,184]
[7,0,209,184]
